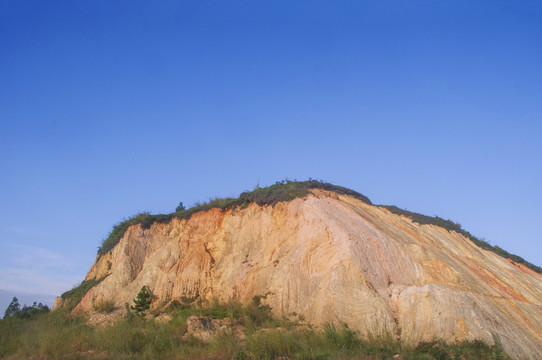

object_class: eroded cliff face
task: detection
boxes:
[73,190,542,359]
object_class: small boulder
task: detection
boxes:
[185,316,246,342]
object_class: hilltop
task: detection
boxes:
[98,180,541,274]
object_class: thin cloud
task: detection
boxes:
[9,244,76,269]
[1,226,53,238]
[0,267,80,296]
[0,244,84,296]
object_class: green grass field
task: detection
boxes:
[0,298,510,360]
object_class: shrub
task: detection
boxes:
[93,299,115,313]
[180,293,199,304]
[176,201,186,212]
[98,212,153,256]
[61,276,107,312]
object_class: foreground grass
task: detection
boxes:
[0,300,510,360]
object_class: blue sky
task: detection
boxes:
[1,0,541,303]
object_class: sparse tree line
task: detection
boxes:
[3,297,50,319]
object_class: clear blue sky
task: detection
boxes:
[1,0,541,302]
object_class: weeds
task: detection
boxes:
[61,276,108,312]
[1,311,93,359]
[164,295,279,332]
[0,297,511,360]
[93,299,115,313]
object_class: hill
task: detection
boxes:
[55,181,542,359]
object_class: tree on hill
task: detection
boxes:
[18,302,50,319]
[4,297,20,318]
[130,286,152,316]
[176,201,186,212]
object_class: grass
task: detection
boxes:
[61,276,108,312]
[0,298,511,360]
[96,179,372,257]
[382,205,542,274]
[93,299,116,313]
[164,295,280,333]
[99,212,153,255]
[0,310,93,359]
[95,179,542,274]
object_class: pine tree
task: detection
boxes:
[4,297,20,318]
[130,286,152,316]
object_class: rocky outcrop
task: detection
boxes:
[68,189,542,359]
[184,316,246,342]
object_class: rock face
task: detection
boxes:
[73,190,542,359]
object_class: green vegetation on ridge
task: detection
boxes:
[382,205,542,274]
[61,276,108,312]
[96,179,542,275]
[98,180,372,256]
